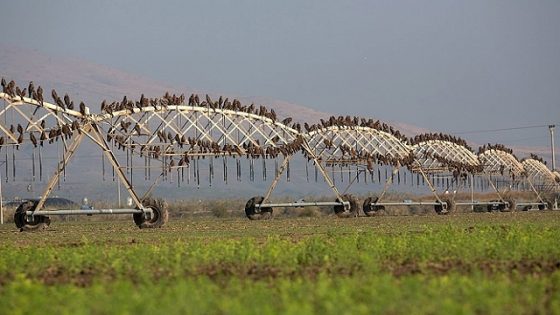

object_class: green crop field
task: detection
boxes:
[1,212,559,314]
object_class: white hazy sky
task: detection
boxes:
[1,0,559,154]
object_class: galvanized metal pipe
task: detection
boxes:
[367,201,543,207]
[456,201,506,206]
[516,202,546,206]
[257,201,349,208]
[370,201,441,206]
[27,208,144,216]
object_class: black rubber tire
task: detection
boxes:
[497,202,507,212]
[133,197,169,228]
[487,200,505,212]
[503,199,516,212]
[245,196,273,220]
[362,196,385,217]
[434,197,454,215]
[444,197,456,213]
[14,200,51,232]
[434,202,446,215]
[334,194,359,218]
[538,200,552,211]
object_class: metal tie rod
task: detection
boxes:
[370,201,442,206]
[257,201,350,208]
[28,208,145,216]
[455,201,507,206]
[516,202,547,206]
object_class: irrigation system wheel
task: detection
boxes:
[503,199,516,212]
[546,198,555,210]
[245,196,273,220]
[538,199,553,210]
[14,200,51,232]
[133,197,169,229]
[486,200,506,212]
[334,194,359,218]
[434,197,454,215]
[362,196,385,217]
[443,197,456,213]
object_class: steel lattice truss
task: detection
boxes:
[0,93,84,148]
[0,91,554,184]
[96,105,300,161]
[522,159,557,186]
[412,140,480,173]
[553,171,560,184]
[478,149,525,178]
[304,126,412,165]
[0,78,558,216]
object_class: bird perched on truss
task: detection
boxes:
[0,78,6,94]
[27,81,35,98]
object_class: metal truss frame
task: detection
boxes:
[1,83,558,225]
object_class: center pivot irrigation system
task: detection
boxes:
[1,78,558,231]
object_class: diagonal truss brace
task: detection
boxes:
[32,121,146,215]
[85,123,144,209]
[34,124,90,211]
[259,139,346,208]
[301,140,345,202]
[262,155,291,203]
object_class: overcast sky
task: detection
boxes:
[1,0,559,154]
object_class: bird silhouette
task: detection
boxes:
[36,86,44,106]
[29,133,38,147]
[28,81,35,98]
[64,94,71,108]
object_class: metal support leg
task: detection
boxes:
[262,155,291,203]
[141,171,166,200]
[526,178,546,204]
[414,164,444,204]
[450,176,466,203]
[377,166,399,203]
[302,140,344,201]
[485,174,504,202]
[84,124,145,209]
[470,174,475,211]
[35,125,89,211]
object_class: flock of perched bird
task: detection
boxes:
[1,78,87,115]
[478,143,515,156]
[525,153,548,166]
[410,133,473,152]
[0,78,551,178]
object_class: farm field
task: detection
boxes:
[0,211,559,314]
